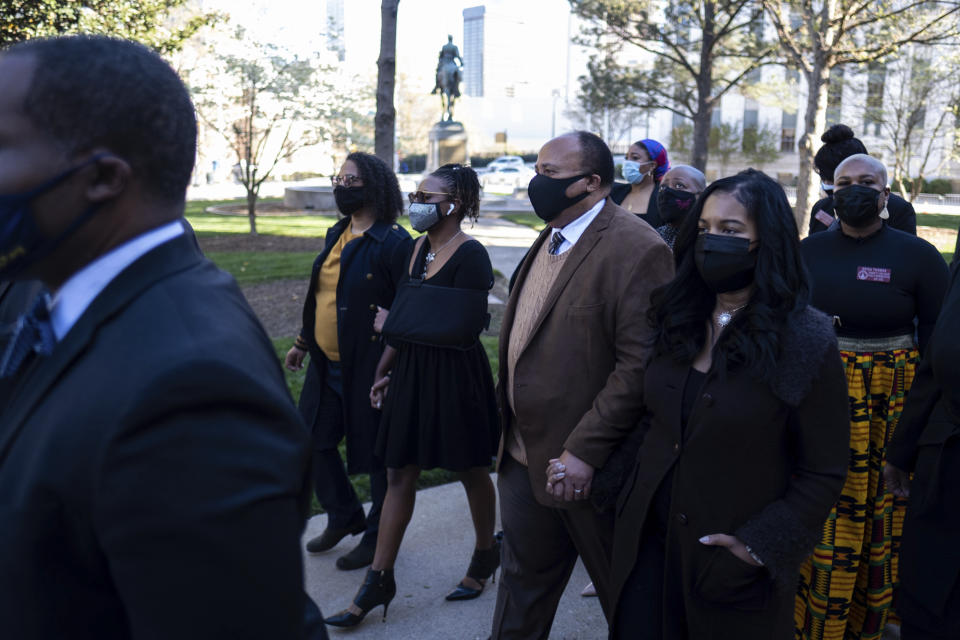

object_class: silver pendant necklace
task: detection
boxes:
[422,230,463,277]
[715,304,747,328]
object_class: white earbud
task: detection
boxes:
[447,203,455,216]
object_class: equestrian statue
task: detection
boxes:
[431,35,463,122]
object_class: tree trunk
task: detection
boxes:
[691,106,712,171]
[375,0,399,168]
[246,189,258,235]
[796,62,830,234]
[691,2,715,171]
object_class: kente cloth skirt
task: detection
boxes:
[795,335,918,640]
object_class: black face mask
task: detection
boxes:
[833,184,882,228]
[694,233,757,293]
[334,185,365,215]
[527,173,590,223]
[657,186,697,225]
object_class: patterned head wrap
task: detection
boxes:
[638,139,670,181]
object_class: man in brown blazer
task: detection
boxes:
[491,131,674,638]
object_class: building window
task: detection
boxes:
[781,109,797,152]
[742,101,759,152]
[864,61,885,137]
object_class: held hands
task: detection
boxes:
[373,306,389,333]
[544,450,594,502]
[883,463,911,498]
[699,534,763,567]
[285,345,306,371]
[369,375,390,410]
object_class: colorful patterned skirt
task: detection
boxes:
[795,336,918,640]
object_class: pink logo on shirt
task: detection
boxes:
[857,266,891,283]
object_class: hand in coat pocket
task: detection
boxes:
[695,535,770,610]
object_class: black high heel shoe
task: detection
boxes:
[445,535,502,601]
[324,568,396,628]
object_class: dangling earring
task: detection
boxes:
[879,206,889,220]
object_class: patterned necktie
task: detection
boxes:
[0,292,56,379]
[548,231,566,255]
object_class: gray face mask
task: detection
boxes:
[409,202,454,232]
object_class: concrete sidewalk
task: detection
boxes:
[303,476,607,640]
[467,216,540,287]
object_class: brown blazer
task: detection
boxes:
[497,198,674,507]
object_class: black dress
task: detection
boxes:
[376,238,500,471]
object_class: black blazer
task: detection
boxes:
[887,267,960,631]
[0,233,324,639]
[808,192,917,235]
[297,217,410,474]
[610,307,849,639]
[610,180,663,228]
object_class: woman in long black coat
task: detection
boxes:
[884,265,960,639]
[285,152,410,569]
[603,170,850,639]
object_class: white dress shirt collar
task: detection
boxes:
[49,220,185,341]
[549,198,606,255]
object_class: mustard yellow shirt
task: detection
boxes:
[314,226,361,361]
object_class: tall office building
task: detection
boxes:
[462,6,484,97]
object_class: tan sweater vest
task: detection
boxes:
[505,239,569,466]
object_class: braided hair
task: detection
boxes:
[346,151,403,223]
[432,163,481,222]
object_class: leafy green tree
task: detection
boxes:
[761,0,960,228]
[192,30,371,233]
[0,0,218,53]
[709,121,742,175]
[571,0,775,170]
[742,122,781,170]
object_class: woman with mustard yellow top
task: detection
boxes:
[285,152,410,570]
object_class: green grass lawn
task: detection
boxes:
[915,212,960,231]
[186,197,416,237]
[206,251,316,285]
[501,213,546,232]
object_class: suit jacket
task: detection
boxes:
[808,192,917,235]
[887,266,960,630]
[497,198,674,507]
[297,217,410,473]
[0,233,322,639]
[610,307,849,639]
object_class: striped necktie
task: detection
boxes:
[548,231,566,255]
[0,292,55,379]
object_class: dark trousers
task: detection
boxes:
[901,623,960,640]
[611,525,665,639]
[311,363,386,543]
[492,454,615,640]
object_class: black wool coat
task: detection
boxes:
[887,266,960,635]
[297,217,410,474]
[610,306,850,640]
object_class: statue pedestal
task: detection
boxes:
[427,121,468,172]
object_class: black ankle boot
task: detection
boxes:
[324,568,396,627]
[445,535,502,601]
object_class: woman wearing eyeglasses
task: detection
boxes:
[285,152,410,570]
[324,164,500,628]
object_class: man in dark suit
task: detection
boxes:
[491,131,674,638]
[0,36,326,639]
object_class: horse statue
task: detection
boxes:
[431,35,463,122]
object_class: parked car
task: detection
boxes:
[481,165,535,193]
[487,155,525,171]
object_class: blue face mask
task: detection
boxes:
[0,156,106,279]
[622,160,654,185]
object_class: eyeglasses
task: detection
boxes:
[332,174,363,187]
[408,190,451,204]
